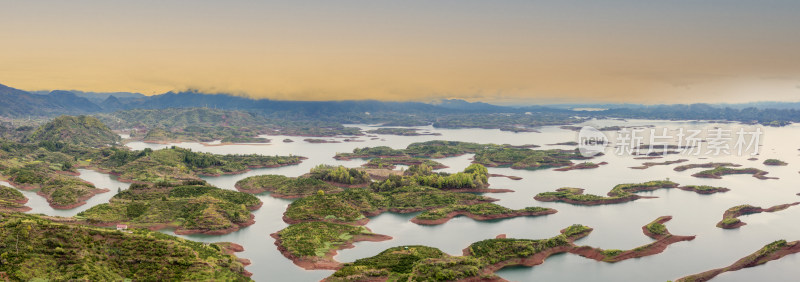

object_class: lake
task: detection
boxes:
[12,119,800,281]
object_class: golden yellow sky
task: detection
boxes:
[2,1,800,104]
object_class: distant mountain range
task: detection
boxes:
[1,82,799,124]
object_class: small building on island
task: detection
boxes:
[116,224,128,231]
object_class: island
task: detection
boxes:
[0,184,30,212]
[0,115,304,209]
[692,166,776,180]
[534,180,678,206]
[410,204,556,225]
[630,159,689,170]
[78,181,262,235]
[716,202,800,229]
[325,216,694,281]
[675,240,800,282]
[673,162,742,172]
[365,127,441,136]
[0,212,252,281]
[304,164,372,188]
[763,159,788,166]
[270,221,392,270]
[360,156,448,170]
[334,141,575,169]
[282,185,496,225]
[676,185,730,194]
[303,138,341,143]
[553,161,608,171]
[473,148,590,170]
[234,174,342,198]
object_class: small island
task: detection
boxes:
[361,156,448,170]
[78,181,262,235]
[676,240,800,282]
[282,186,495,225]
[326,216,694,281]
[235,174,342,198]
[692,166,776,180]
[410,204,556,225]
[676,185,729,194]
[0,184,31,212]
[630,159,689,170]
[303,138,341,143]
[271,221,392,270]
[534,180,678,206]
[716,202,800,229]
[673,162,742,172]
[763,159,788,166]
[553,161,608,171]
[365,127,442,136]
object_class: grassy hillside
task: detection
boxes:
[78,182,261,234]
[27,115,120,147]
[0,212,251,281]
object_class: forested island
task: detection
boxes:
[325,216,695,281]
[0,212,253,281]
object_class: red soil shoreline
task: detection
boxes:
[410,209,557,225]
[692,167,777,180]
[489,174,522,180]
[270,230,392,270]
[717,202,800,229]
[472,216,694,278]
[675,240,800,282]
[554,161,608,171]
[674,162,742,172]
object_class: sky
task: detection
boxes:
[2,0,800,104]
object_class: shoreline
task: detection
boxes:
[271,229,392,270]
[410,209,557,225]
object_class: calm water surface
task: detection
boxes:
[13,120,800,281]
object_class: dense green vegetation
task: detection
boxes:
[336,141,573,170]
[361,156,446,170]
[0,144,104,207]
[284,186,490,223]
[139,126,269,143]
[327,225,593,282]
[235,174,342,197]
[646,221,667,235]
[535,181,678,205]
[414,203,552,221]
[275,221,373,257]
[0,212,251,281]
[331,246,448,280]
[763,159,788,166]
[27,115,121,147]
[308,164,371,185]
[473,148,587,169]
[371,163,490,192]
[675,240,798,282]
[78,182,261,233]
[0,185,28,211]
[94,146,303,183]
[692,166,772,180]
[678,185,729,194]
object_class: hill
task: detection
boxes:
[0,212,252,281]
[27,115,121,147]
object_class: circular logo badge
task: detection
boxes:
[578,126,608,157]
